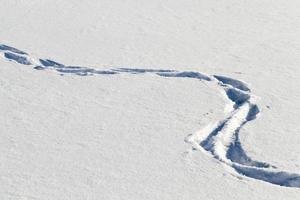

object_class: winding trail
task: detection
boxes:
[1,44,300,188]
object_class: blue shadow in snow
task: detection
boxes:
[246,104,260,121]
[38,59,117,76]
[233,164,300,188]
[52,66,117,76]
[0,44,28,55]
[4,52,31,65]
[226,88,250,107]
[214,75,250,92]
[200,120,227,151]
[227,123,272,169]
[113,68,176,74]
[39,59,64,68]
[157,71,211,81]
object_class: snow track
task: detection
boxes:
[1,44,299,188]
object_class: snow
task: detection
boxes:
[1,0,300,199]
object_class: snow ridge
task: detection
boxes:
[1,44,299,188]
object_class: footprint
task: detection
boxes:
[4,52,31,65]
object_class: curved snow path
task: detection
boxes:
[1,44,300,188]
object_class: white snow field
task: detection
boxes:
[1,0,300,199]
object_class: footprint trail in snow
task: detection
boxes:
[1,44,300,188]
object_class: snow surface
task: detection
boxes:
[1,0,300,199]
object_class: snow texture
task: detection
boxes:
[1,44,300,188]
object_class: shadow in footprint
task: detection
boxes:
[4,52,31,65]
[113,68,176,74]
[0,44,28,55]
[227,125,272,169]
[39,59,64,68]
[214,75,250,92]
[233,164,300,188]
[157,71,211,81]
[226,88,250,107]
